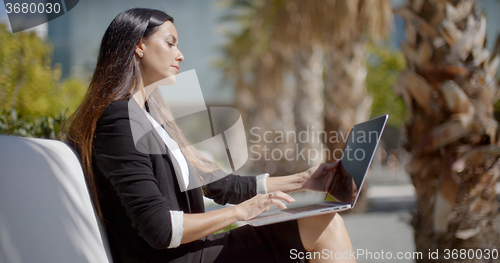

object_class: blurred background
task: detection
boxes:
[1,0,500,262]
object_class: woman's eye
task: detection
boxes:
[167,42,174,47]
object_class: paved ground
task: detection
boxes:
[342,212,415,263]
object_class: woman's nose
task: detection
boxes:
[176,50,184,62]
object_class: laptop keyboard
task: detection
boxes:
[282,204,338,214]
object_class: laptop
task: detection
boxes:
[246,115,388,226]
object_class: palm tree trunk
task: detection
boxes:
[292,46,325,171]
[395,1,500,261]
[324,42,373,213]
[240,47,327,175]
[236,53,298,176]
[324,42,373,160]
[226,0,392,178]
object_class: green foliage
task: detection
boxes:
[0,109,68,140]
[0,23,86,117]
[366,44,408,127]
[0,23,87,139]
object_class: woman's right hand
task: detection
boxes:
[234,191,295,221]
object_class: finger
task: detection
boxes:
[321,161,340,170]
[270,198,287,210]
[269,191,295,203]
[310,164,329,178]
[324,170,335,192]
[308,164,320,173]
[313,163,333,175]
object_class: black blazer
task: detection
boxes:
[92,99,258,262]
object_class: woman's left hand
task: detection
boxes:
[299,161,340,192]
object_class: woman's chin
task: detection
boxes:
[160,72,177,81]
[146,74,177,89]
[162,74,177,85]
[164,71,178,79]
[167,74,177,82]
[162,74,177,86]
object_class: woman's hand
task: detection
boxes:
[235,191,295,221]
[300,161,340,192]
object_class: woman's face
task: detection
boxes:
[136,21,184,84]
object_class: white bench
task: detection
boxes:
[0,135,111,263]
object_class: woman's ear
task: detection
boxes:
[135,40,145,58]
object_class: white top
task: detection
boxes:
[143,109,190,190]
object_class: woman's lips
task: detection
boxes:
[171,65,179,73]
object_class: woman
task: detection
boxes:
[67,8,355,263]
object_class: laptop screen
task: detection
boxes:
[327,115,387,205]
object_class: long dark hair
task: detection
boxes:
[66,8,217,218]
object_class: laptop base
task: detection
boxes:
[246,201,351,227]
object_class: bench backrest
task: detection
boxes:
[0,135,111,263]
